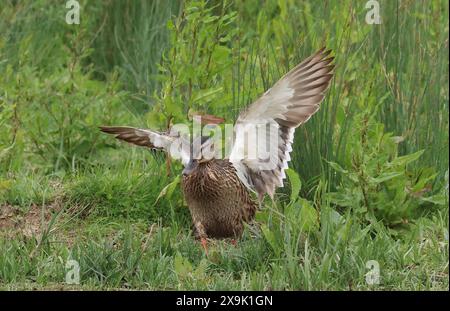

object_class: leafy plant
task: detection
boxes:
[326,112,443,227]
[148,0,238,129]
[258,169,319,257]
[0,2,133,174]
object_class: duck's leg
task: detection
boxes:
[200,237,208,255]
[194,221,208,255]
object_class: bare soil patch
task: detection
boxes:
[0,203,59,238]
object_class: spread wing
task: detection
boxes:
[99,126,190,165]
[229,47,335,200]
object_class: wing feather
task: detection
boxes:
[229,47,335,200]
[100,126,190,164]
[100,126,173,149]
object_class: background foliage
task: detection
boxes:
[0,0,448,290]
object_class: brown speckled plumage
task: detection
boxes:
[182,160,257,239]
[100,48,334,241]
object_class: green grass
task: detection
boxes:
[0,0,448,290]
[0,153,447,290]
[0,187,447,290]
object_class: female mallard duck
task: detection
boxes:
[101,47,334,252]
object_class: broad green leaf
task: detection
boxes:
[326,160,348,174]
[255,209,269,223]
[390,150,425,167]
[286,168,301,202]
[297,199,319,232]
[420,194,446,206]
[325,191,360,208]
[369,172,403,184]
[261,224,281,256]
[153,175,180,206]
[191,87,223,104]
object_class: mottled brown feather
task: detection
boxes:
[182,160,257,239]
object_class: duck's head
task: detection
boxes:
[182,136,216,176]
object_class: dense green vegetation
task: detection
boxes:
[0,0,448,290]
